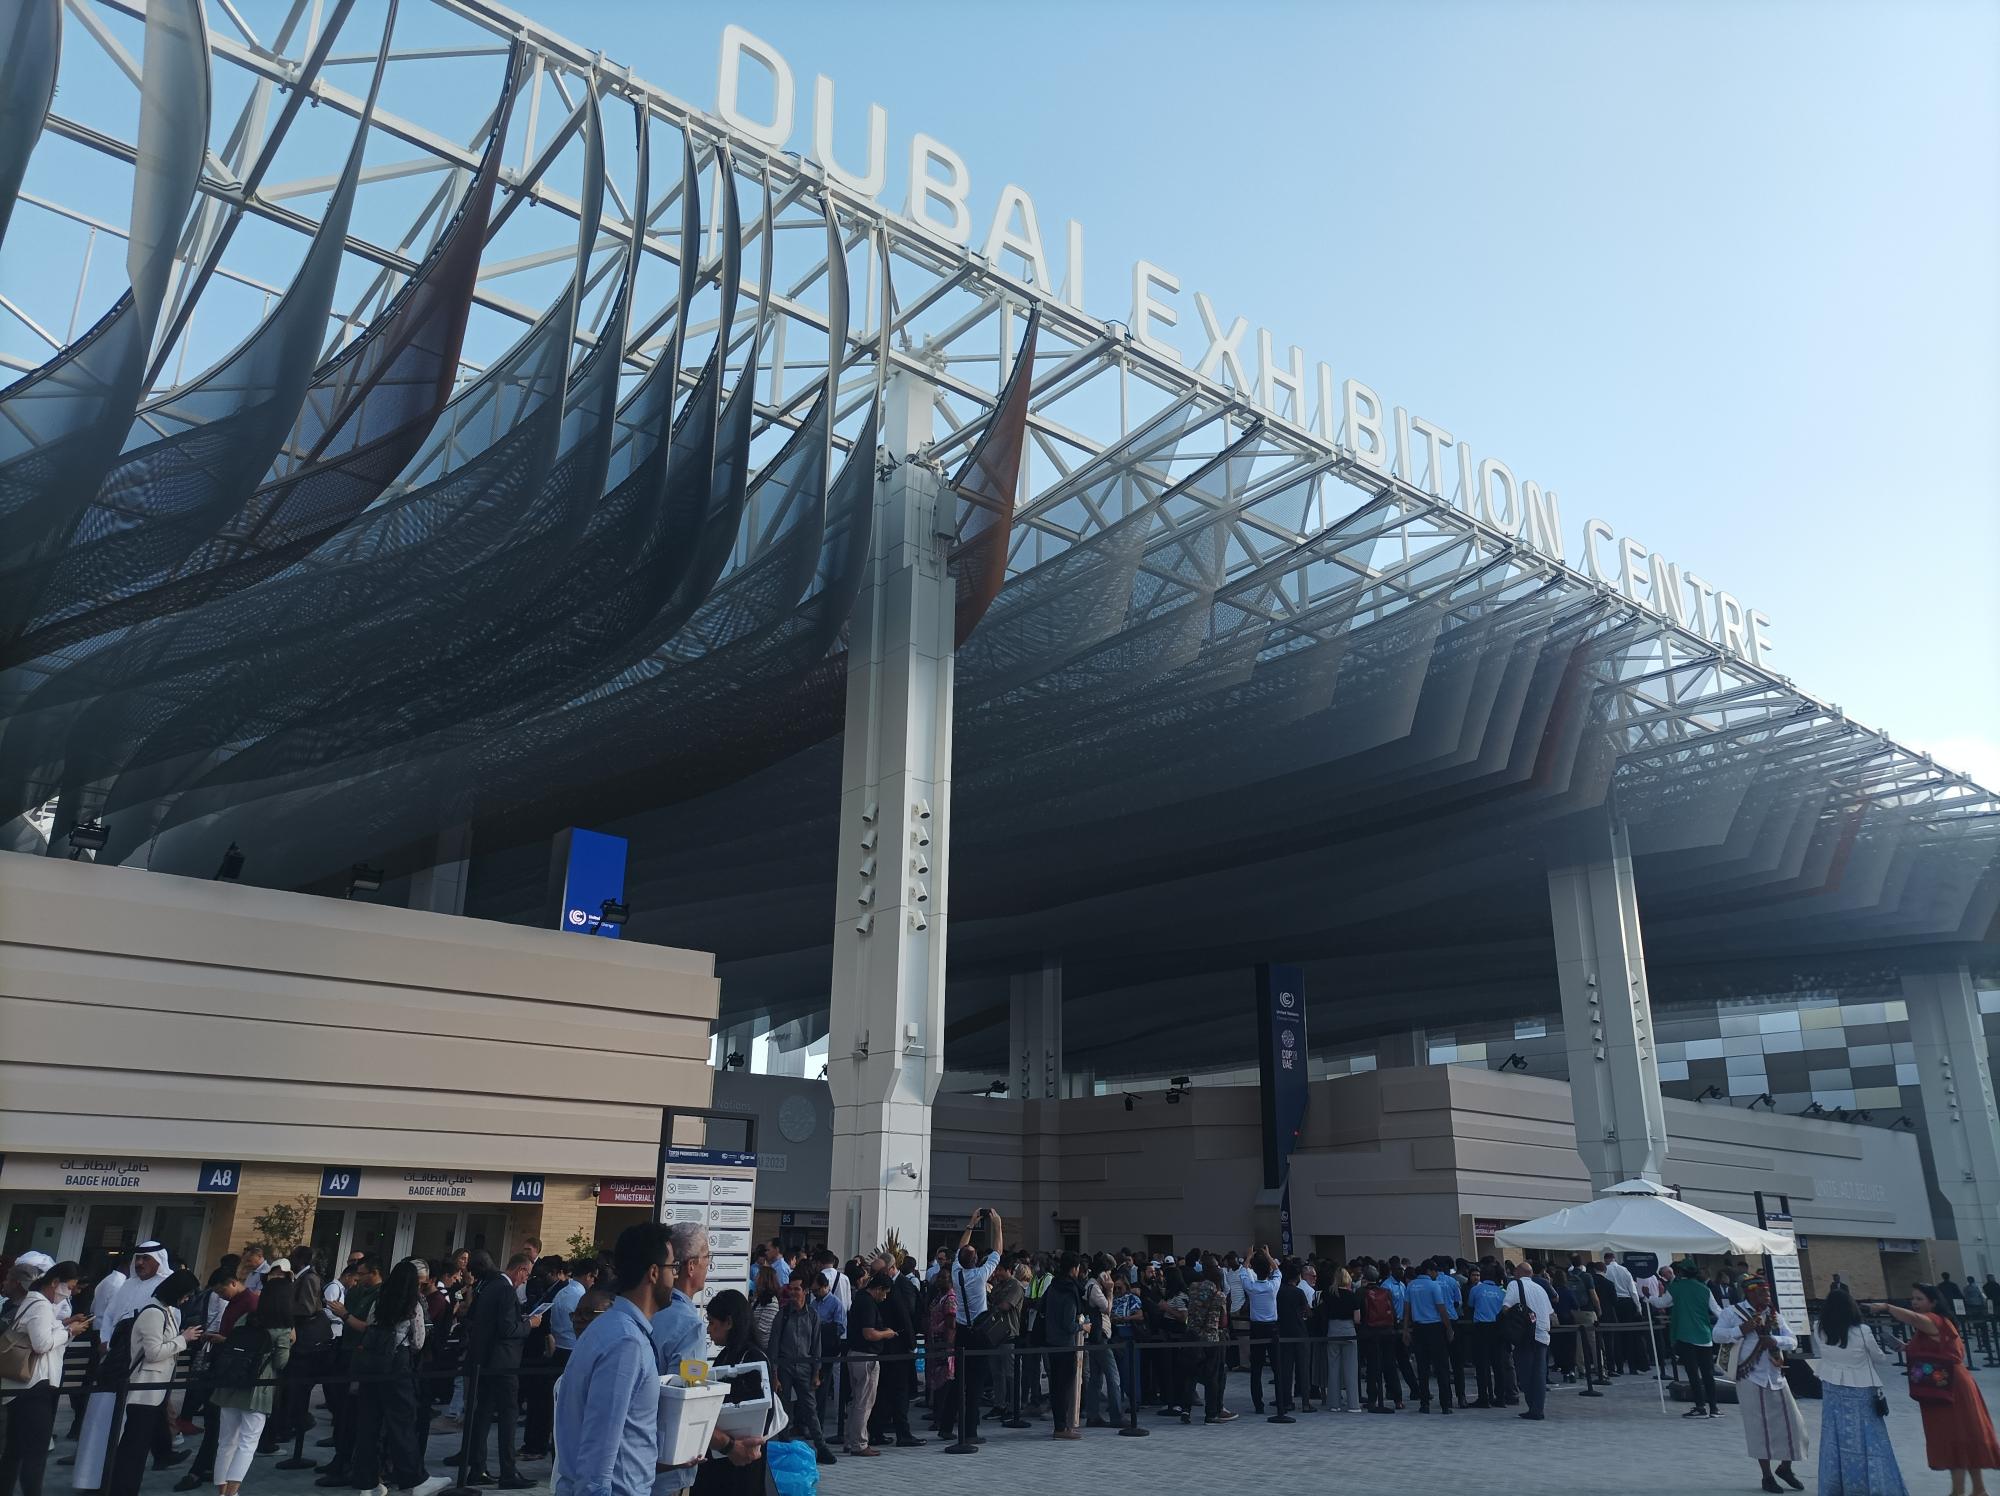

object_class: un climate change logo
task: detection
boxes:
[567,908,588,926]
[1279,990,1297,1009]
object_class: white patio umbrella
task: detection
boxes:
[1495,1180,1796,1412]
[1495,1178,1797,1257]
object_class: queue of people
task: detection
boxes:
[6,1227,2000,1496]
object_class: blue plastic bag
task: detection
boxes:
[765,1437,819,1496]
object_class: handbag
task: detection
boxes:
[1908,1350,1957,1404]
[955,1266,1008,1351]
[0,1322,34,1382]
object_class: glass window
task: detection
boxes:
[1762,1031,1804,1054]
[1720,1015,1762,1037]
[79,1202,144,1284]
[150,1203,207,1273]
[1758,1012,1802,1033]
[1726,1053,1769,1075]
[1428,1045,1457,1065]
[1685,1039,1726,1061]
[1800,1008,1846,1031]
[1886,999,1912,1021]
[1514,1019,1547,1040]
[461,1213,507,1256]
[1893,1042,1916,1065]
[1656,1042,1685,1061]
[1977,990,2000,1016]
[1724,1035,1765,1057]
[1657,1060,1689,1081]
[1854,1087,1902,1109]
[1727,1071,1768,1096]
[2,1200,67,1263]
[1809,1069,1853,1090]
[1849,1044,1894,1068]
[1896,1064,1919,1087]
[1841,1002,1887,1026]
[1801,1029,1846,1051]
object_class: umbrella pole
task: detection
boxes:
[1655,1335,1667,1414]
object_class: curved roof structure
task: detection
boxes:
[0,0,1992,1081]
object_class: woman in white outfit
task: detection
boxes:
[109,1270,202,1496]
[1,1259,90,1496]
[208,1274,296,1496]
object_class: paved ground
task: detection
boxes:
[81,1360,2000,1496]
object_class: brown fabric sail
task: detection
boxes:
[948,306,1039,646]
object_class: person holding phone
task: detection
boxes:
[950,1208,1004,1444]
[2,1260,90,1496]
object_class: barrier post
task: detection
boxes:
[1578,1321,1603,1398]
[441,1366,481,1496]
[1117,1342,1148,1437]
[1000,1339,1029,1430]
[944,1349,977,1454]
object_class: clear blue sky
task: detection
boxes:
[583,0,1999,784]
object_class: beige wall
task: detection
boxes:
[0,855,720,1181]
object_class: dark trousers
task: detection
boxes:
[1047,1347,1079,1433]
[0,1381,59,1496]
[775,1362,826,1445]
[1472,1323,1508,1404]
[1272,1337,1298,1414]
[466,1371,519,1480]
[1247,1322,1279,1412]
[815,1336,842,1430]
[1514,1343,1547,1417]
[523,1351,563,1454]
[1676,1340,1719,1412]
[1195,1345,1226,1419]
[1447,1320,1468,1403]
[1361,1332,1392,1407]
[351,1364,421,1492]
[192,1404,221,1478]
[1615,1300,1651,1371]
[866,1358,914,1443]
[108,1404,166,1496]
[1412,1324,1453,1410]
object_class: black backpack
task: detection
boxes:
[93,1303,168,1392]
[207,1325,267,1390]
[1498,1283,1536,1349]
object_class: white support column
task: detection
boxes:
[1547,813,1668,1190]
[1008,957,1063,1101]
[826,370,955,1261]
[1901,965,2000,1279]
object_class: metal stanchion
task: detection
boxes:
[440,1366,481,1496]
[273,1414,314,1470]
[1578,1323,1604,1398]
[944,1350,978,1454]
[1118,1342,1148,1437]
[1000,1340,1030,1430]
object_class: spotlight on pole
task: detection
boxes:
[1696,1086,1725,1102]
[1123,1093,1138,1112]
[1498,1052,1529,1072]
[67,818,109,859]
[723,1051,747,1071]
[596,898,629,929]
[346,863,384,898]
[213,843,245,882]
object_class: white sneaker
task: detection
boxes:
[412,1476,453,1496]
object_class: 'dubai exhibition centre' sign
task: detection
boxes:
[709,26,1774,667]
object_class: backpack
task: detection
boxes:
[207,1325,267,1390]
[1499,1283,1536,1349]
[93,1302,167,1392]
[1361,1286,1397,1331]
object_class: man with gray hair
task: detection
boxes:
[650,1224,711,1494]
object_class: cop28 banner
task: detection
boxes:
[554,826,628,939]
[1256,963,1309,1251]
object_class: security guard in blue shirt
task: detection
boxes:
[1405,1263,1455,1413]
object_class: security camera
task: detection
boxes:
[911,855,930,876]
[908,910,928,932]
[855,913,874,935]
[857,883,875,906]
[913,799,932,821]
[911,883,929,905]
[914,826,931,848]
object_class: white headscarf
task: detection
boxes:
[103,1243,172,1326]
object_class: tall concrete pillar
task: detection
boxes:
[1547,812,1667,1190]
[826,371,954,1261]
[1376,1029,1428,1071]
[1901,965,2000,1279]
[1009,957,1063,1100]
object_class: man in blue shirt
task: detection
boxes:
[1438,1261,1469,1408]
[950,1208,1004,1441]
[1405,1263,1455,1414]
[652,1226,715,1494]
[1468,1267,1509,1408]
[552,1224,676,1496]
[808,1269,847,1429]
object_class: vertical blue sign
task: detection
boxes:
[1256,963,1309,1254]
[556,827,628,939]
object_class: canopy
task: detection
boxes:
[1494,1178,1796,1257]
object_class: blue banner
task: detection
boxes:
[196,1161,241,1194]
[556,827,628,939]
[1256,963,1309,1252]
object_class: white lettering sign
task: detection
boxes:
[714,26,1773,665]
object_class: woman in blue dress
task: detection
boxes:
[1813,1286,1909,1495]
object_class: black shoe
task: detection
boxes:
[1517,1411,1545,1420]
[497,1479,535,1491]
[1774,1466,1803,1492]
[1418,1403,1431,1414]
[316,1438,338,1449]
[814,1446,837,1465]
[1474,1399,1493,1409]
[173,1476,206,1491]
[154,1451,190,1471]
[1761,1478,1783,1495]
[1266,1414,1295,1424]
[894,1437,926,1447]
[464,1473,496,1488]
[1683,1406,1707,1418]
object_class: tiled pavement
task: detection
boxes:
[85,1361,2000,1496]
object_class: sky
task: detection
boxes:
[580,0,2000,784]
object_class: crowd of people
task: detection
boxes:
[2,1221,1998,1496]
